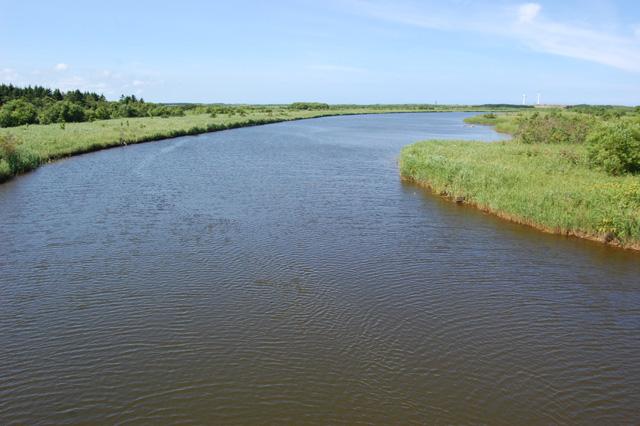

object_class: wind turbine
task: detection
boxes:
[522,94,527,105]
[537,93,541,105]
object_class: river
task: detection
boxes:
[1,113,639,424]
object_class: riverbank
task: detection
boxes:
[399,139,640,250]
[463,112,521,134]
[0,109,338,183]
[0,107,521,183]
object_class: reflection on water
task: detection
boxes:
[1,113,639,424]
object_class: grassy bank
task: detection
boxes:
[0,111,286,182]
[0,108,386,183]
[0,105,529,183]
[399,140,640,249]
[463,112,522,134]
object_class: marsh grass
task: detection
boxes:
[0,111,299,182]
[0,105,527,183]
[400,140,640,248]
[0,108,394,182]
[464,113,522,134]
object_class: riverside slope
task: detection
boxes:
[399,124,640,251]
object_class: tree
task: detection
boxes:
[0,99,39,127]
[52,89,64,101]
[92,104,112,120]
[64,89,85,104]
[39,101,86,124]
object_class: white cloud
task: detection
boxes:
[0,65,160,99]
[54,63,69,71]
[510,6,640,72]
[517,3,541,23]
[346,0,640,72]
[0,68,19,83]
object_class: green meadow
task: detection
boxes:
[400,110,640,249]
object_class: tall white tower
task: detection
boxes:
[537,93,541,105]
[522,94,527,105]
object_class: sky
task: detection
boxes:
[1,0,639,105]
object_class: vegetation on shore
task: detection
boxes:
[0,84,189,128]
[0,83,532,129]
[0,108,338,182]
[0,83,533,183]
[463,112,520,134]
[401,108,640,249]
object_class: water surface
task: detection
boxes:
[1,113,639,424]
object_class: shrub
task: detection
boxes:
[0,134,18,164]
[515,112,592,145]
[289,102,330,110]
[587,122,640,175]
[0,158,10,181]
[39,100,86,124]
[92,105,113,120]
[116,103,139,118]
[148,105,185,118]
[0,134,40,178]
[0,99,39,127]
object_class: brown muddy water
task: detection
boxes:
[1,113,639,425]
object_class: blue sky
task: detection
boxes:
[1,0,639,104]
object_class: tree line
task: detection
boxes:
[0,84,186,127]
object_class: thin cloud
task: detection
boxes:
[517,3,541,23]
[513,16,640,72]
[0,68,20,83]
[0,65,160,99]
[346,0,640,72]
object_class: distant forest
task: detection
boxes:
[4,83,635,129]
[0,84,186,127]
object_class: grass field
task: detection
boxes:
[400,139,640,250]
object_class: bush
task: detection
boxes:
[0,134,40,178]
[0,99,39,127]
[289,102,330,110]
[91,105,113,120]
[0,158,11,181]
[516,112,592,145]
[116,103,139,118]
[587,122,640,175]
[0,134,18,164]
[39,100,86,124]
[147,105,185,118]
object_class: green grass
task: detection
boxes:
[0,104,531,183]
[399,140,640,248]
[464,112,524,134]
[1,110,312,160]
[0,104,534,183]
[0,107,401,183]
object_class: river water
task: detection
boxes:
[1,113,639,424]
